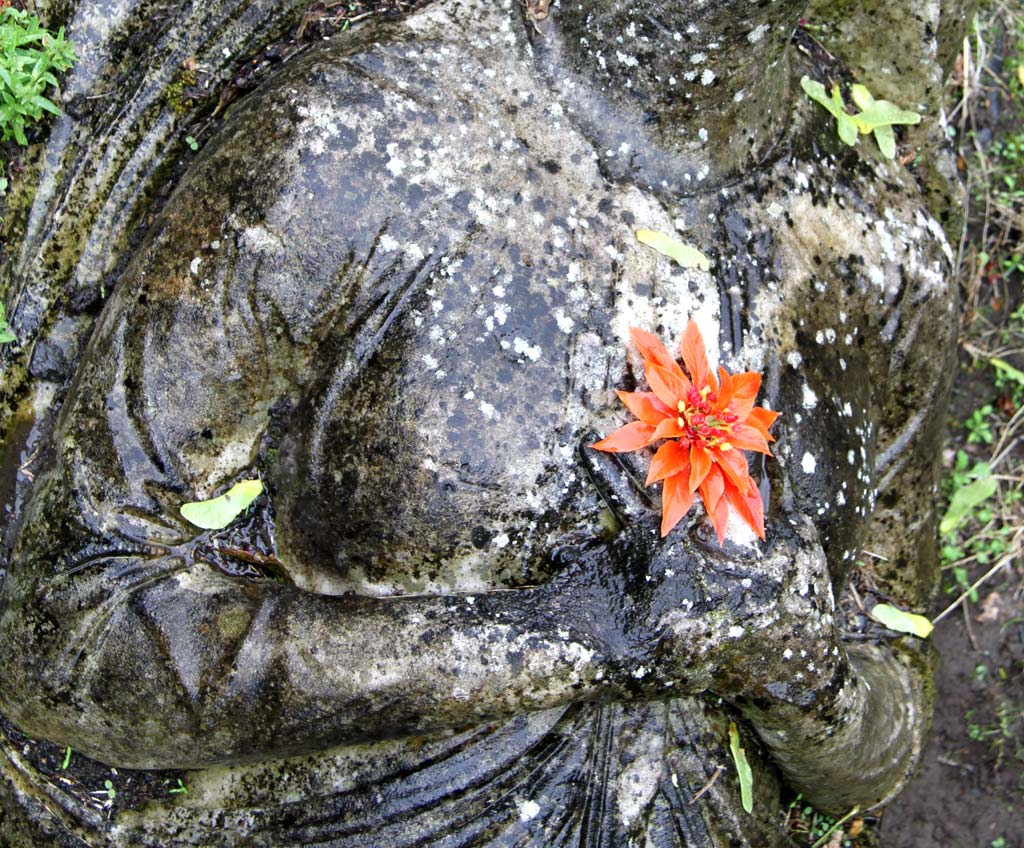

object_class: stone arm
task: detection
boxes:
[0,273,784,770]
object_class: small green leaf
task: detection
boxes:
[728,721,754,814]
[801,77,860,147]
[851,100,921,132]
[635,229,711,271]
[0,302,15,343]
[849,83,876,112]
[801,76,841,118]
[31,94,59,115]
[872,124,897,160]
[835,109,859,146]
[869,603,934,638]
[940,475,998,535]
[181,478,263,530]
[61,747,72,770]
[990,357,1024,386]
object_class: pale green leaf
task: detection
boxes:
[869,603,934,639]
[728,721,754,814]
[873,124,896,159]
[851,100,921,132]
[800,76,858,147]
[181,479,263,530]
[635,229,711,271]
[939,474,998,535]
[850,83,876,112]
[800,76,842,119]
[836,110,859,146]
[990,357,1024,386]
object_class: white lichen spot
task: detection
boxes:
[189,257,201,275]
[519,800,540,822]
[802,384,818,409]
[385,155,406,178]
[802,452,817,474]
[513,337,542,362]
[700,69,716,86]
[783,648,793,660]
[422,353,439,370]
[728,626,745,638]
[379,234,400,253]
[786,350,803,368]
[554,307,575,334]
[747,23,770,43]
[493,532,510,549]
[479,401,498,421]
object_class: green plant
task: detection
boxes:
[783,795,860,847]
[800,76,921,158]
[965,404,996,444]
[0,8,75,146]
[965,699,1024,770]
[0,301,15,343]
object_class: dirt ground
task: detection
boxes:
[883,582,1023,847]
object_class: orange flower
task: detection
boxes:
[593,321,780,541]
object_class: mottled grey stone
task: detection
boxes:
[0,0,963,845]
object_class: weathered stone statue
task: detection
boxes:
[0,0,963,844]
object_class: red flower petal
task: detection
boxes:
[698,464,726,517]
[630,326,684,377]
[729,426,773,455]
[593,421,656,453]
[714,446,756,497]
[689,444,713,493]
[647,440,690,485]
[660,472,695,537]
[651,416,687,442]
[616,390,674,427]
[680,320,717,391]
[727,372,762,419]
[645,362,691,410]
[745,407,781,441]
[710,495,731,544]
[726,480,766,539]
[716,367,734,408]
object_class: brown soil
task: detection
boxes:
[882,583,1024,847]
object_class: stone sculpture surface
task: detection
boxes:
[0,0,961,844]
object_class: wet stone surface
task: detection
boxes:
[0,0,961,845]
